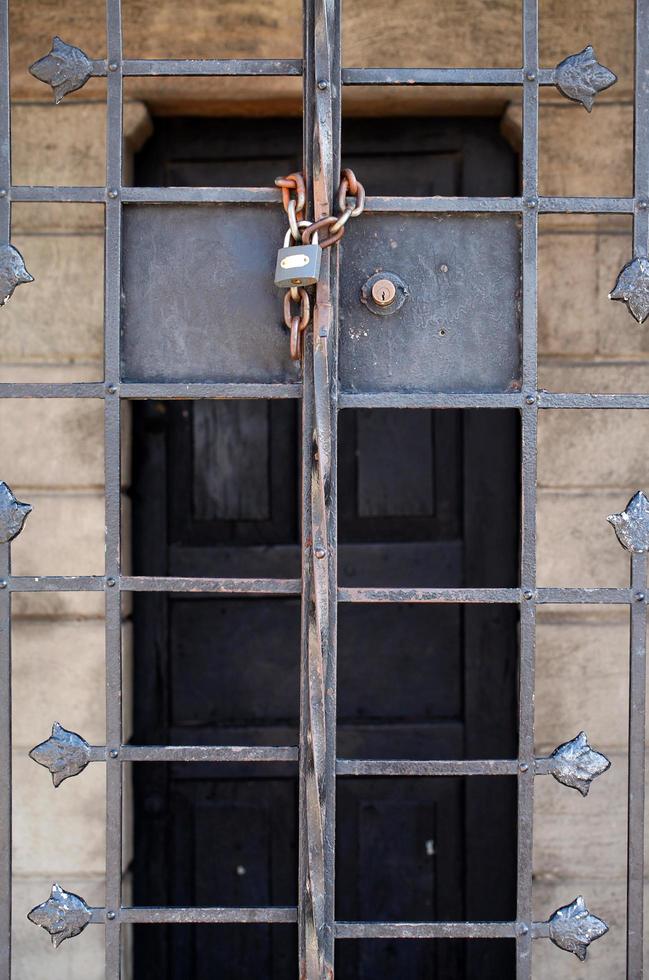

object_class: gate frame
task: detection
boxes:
[0,0,647,977]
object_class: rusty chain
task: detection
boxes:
[275,169,365,359]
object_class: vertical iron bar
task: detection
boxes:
[299,0,340,975]
[0,4,11,974]
[0,0,9,244]
[0,544,11,980]
[634,0,649,256]
[628,3,648,974]
[517,1,539,976]
[299,0,314,974]
[105,2,123,976]
[627,553,647,978]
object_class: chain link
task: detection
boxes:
[274,169,365,359]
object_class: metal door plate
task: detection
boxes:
[122,205,521,392]
[339,213,521,393]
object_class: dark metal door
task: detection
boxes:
[131,119,519,979]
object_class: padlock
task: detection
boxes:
[274,229,321,288]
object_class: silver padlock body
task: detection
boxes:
[274,244,321,288]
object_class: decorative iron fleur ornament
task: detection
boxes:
[0,481,31,544]
[29,722,92,787]
[28,883,92,947]
[0,244,33,306]
[609,257,649,323]
[554,45,617,111]
[547,896,609,959]
[608,490,649,552]
[547,731,610,796]
[30,36,93,104]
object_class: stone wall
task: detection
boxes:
[4,1,647,977]
[2,101,148,980]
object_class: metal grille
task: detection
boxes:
[0,0,648,977]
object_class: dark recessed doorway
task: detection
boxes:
[130,117,520,980]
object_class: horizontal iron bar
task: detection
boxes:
[86,749,558,776]
[9,186,282,204]
[120,382,302,399]
[335,921,518,939]
[87,748,520,772]
[89,908,541,934]
[121,576,301,594]
[0,382,301,400]
[11,186,106,203]
[117,745,298,763]
[122,59,303,77]
[336,759,518,776]
[338,392,524,409]
[338,587,520,603]
[118,907,297,924]
[8,576,104,591]
[0,383,105,398]
[0,385,645,409]
[364,196,635,214]
[122,187,281,204]
[365,196,523,213]
[538,392,649,408]
[341,587,638,604]
[537,588,637,604]
[539,196,634,213]
[6,188,637,213]
[341,67,526,85]
[3,579,639,603]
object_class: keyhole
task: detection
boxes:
[371,277,397,307]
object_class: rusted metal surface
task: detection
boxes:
[275,167,365,360]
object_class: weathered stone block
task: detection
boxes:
[538,227,649,358]
[540,103,633,199]
[534,750,626,881]
[535,618,629,751]
[539,409,649,489]
[11,101,152,231]
[0,234,104,365]
[539,359,649,394]
[12,875,105,980]
[10,490,105,576]
[0,399,104,488]
[13,102,110,184]
[532,877,626,980]
[538,489,632,587]
[13,752,105,875]
[12,587,105,621]
[12,619,106,748]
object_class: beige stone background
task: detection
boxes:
[2,0,648,977]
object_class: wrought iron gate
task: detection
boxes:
[1,0,648,976]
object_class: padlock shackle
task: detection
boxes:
[284,221,318,248]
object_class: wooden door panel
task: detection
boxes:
[170,597,300,729]
[338,604,461,721]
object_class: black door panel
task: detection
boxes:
[132,117,519,980]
